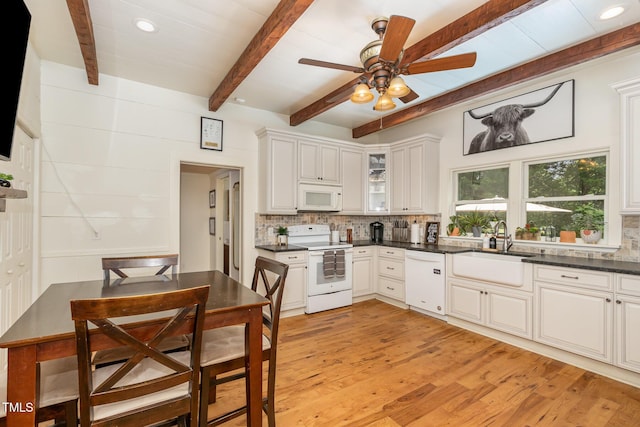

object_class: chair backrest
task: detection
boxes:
[252,256,289,357]
[71,285,209,427]
[102,254,179,282]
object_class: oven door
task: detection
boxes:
[307,249,353,296]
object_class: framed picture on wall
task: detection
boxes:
[209,190,216,208]
[209,217,215,235]
[201,117,223,151]
[425,222,440,245]
[462,79,574,155]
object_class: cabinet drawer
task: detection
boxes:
[353,247,373,257]
[617,274,640,296]
[378,258,404,280]
[534,265,612,291]
[378,247,404,259]
[276,251,307,264]
[378,276,404,301]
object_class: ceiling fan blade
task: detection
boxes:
[405,52,477,75]
[298,58,365,73]
[399,88,419,103]
[378,15,415,63]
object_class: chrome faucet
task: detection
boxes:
[495,220,513,253]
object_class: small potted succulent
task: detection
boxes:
[276,226,289,246]
[0,173,13,188]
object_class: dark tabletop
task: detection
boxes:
[0,270,268,348]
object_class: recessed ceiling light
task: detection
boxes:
[599,5,625,20]
[134,18,157,33]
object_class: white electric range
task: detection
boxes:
[287,224,353,314]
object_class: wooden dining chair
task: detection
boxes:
[71,285,209,427]
[95,253,188,367]
[102,254,179,282]
[198,256,289,427]
[1,360,79,426]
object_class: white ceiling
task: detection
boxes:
[23,0,640,130]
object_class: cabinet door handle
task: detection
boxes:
[560,274,579,279]
[386,266,395,270]
[606,298,612,303]
[386,286,395,291]
[616,300,622,304]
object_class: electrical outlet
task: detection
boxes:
[267,227,274,236]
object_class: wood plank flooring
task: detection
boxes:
[205,300,640,426]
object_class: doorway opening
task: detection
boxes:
[179,163,241,281]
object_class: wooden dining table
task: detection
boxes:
[0,270,269,426]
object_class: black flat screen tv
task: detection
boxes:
[2,0,31,161]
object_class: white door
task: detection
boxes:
[0,126,35,370]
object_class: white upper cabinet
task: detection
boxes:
[257,130,298,214]
[613,78,640,214]
[340,147,365,214]
[390,135,440,214]
[298,139,340,184]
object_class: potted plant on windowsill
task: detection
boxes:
[0,173,13,188]
[571,203,604,244]
[460,210,489,237]
[446,215,466,236]
[276,226,288,246]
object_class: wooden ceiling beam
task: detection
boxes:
[352,23,640,139]
[66,0,99,85]
[208,0,314,111]
[289,0,548,127]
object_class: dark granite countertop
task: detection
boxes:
[255,244,308,253]
[351,239,469,254]
[256,240,640,276]
[522,254,640,276]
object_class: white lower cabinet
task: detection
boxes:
[258,250,307,312]
[352,247,374,297]
[376,248,404,301]
[448,278,532,339]
[534,281,613,363]
[615,274,640,373]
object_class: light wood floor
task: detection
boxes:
[206,299,640,426]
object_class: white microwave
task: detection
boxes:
[298,183,342,212]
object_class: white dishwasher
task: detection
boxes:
[405,251,446,318]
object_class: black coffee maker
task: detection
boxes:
[370,221,384,243]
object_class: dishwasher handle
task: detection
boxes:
[405,252,444,262]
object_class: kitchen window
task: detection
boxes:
[524,153,607,242]
[451,152,613,247]
[453,166,509,235]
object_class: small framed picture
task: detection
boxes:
[201,117,223,151]
[209,217,216,235]
[426,222,440,245]
[209,190,216,208]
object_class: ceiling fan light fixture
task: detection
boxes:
[387,76,410,98]
[351,83,374,104]
[374,92,395,111]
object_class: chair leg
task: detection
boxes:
[199,366,212,427]
[208,374,217,404]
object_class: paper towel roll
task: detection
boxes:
[411,223,420,244]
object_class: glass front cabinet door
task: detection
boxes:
[367,151,389,214]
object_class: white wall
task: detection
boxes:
[179,172,211,272]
